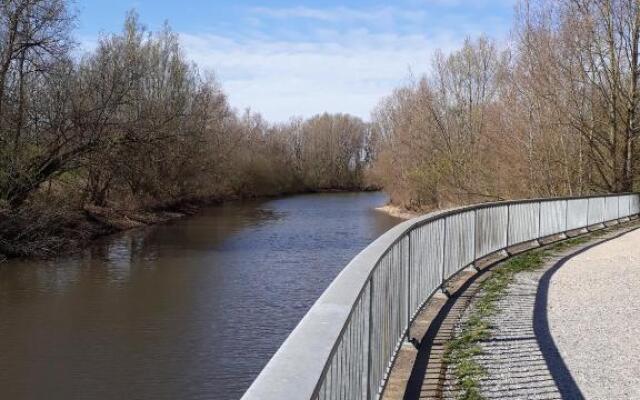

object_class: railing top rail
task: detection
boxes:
[241,193,637,400]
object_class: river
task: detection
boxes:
[0,192,401,399]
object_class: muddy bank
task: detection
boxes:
[0,204,193,262]
[375,204,420,220]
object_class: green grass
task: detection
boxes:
[443,229,613,400]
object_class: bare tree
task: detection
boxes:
[514,0,640,192]
[0,0,75,207]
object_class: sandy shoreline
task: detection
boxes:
[375,204,420,220]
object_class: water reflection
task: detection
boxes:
[0,192,400,400]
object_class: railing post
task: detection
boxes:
[537,200,542,240]
[586,197,591,229]
[441,218,447,289]
[564,199,569,233]
[406,232,411,340]
[473,209,478,261]
[506,204,510,248]
[366,278,373,400]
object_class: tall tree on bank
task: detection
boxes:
[371,37,513,209]
[0,0,75,207]
[515,0,640,193]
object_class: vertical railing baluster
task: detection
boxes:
[366,278,372,400]
[537,200,542,240]
[506,204,511,248]
[564,199,569,233]
[473,209,478,262]
[617,194,620,220]
[441,217,447,288]
[406,232,411,340]
[586,197,591,229]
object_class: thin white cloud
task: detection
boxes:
[180,29,463,122]
[72,1,515,122]
[416,0,516,7]
[249,5,427,25]
[71,3,511,123]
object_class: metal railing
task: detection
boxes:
[241,193,640,400]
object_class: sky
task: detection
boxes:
[75,0,516,122]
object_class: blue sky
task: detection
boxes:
[76,1,516,122]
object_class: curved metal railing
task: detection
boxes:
[241,193,640,400]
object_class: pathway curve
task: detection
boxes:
[548,228,640,399]
[439,225,640,399]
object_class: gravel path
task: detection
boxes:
[441,226,640,400]
[548,228,640,399]
[442,262,564,400]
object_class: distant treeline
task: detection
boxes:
[370,0,640,211]
[0,4,373,257]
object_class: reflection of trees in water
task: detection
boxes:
[127,202,282,255]
[0,202,283,296]
[0,258,83,297]
[0,194,396,297]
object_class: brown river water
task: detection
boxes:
[0,192,401,400]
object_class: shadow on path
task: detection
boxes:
[403,268,490,400]
[533,228,638,400]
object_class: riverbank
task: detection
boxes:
[0,203,193,262]
[375,204,420,220]
[0,188,380,262]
